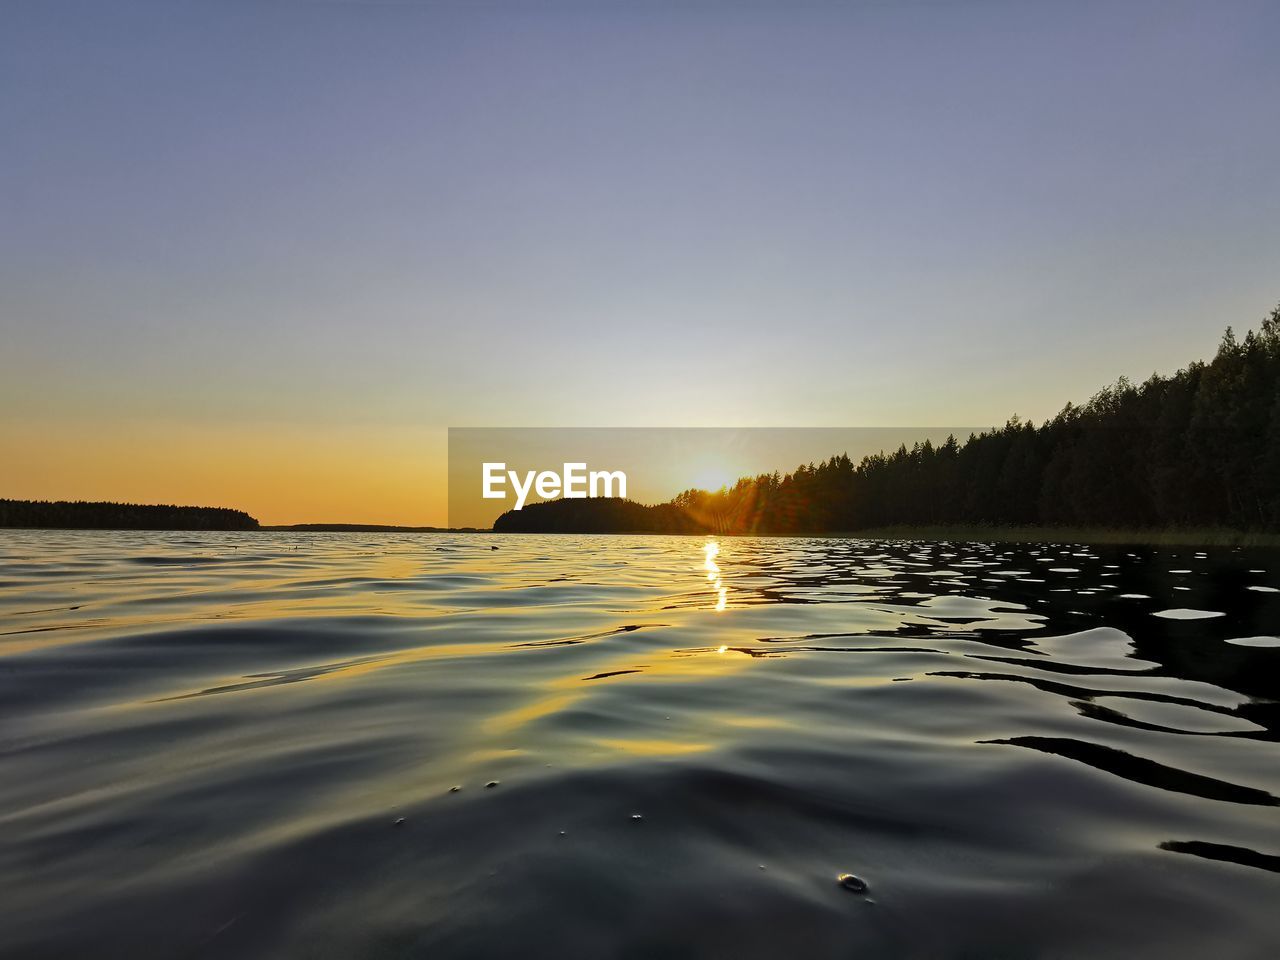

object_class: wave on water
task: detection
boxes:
[1,531,1278,958]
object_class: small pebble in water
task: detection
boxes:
[485,780,500,789]
[837,873,868,893]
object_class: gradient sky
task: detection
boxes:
[3,0,1279,525]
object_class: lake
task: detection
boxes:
[1,531,1278,958]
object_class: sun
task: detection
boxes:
[689,464,737,492]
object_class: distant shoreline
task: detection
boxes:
[0,523,486,534]
[4,495,1278,547]
[7,524,1276,548]
[485,525,1280,546]
[831,525,1280,547]
[0,500,485,533]
[259,524,488,533]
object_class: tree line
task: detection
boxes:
[0,500,260,530]
[495,304,1280,534]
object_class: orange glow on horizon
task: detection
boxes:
[0,420,448,527]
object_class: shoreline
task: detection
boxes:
[485,524,1280,546]
[5,524,1280,547]
[818,525,1280,547]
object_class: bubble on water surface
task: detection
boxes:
[837,873,868,893]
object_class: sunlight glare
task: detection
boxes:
[703,540,728,611]
[691,466,736,492]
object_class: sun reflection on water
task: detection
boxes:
[703,540,727,611]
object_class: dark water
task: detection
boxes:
[2,532,1279,959]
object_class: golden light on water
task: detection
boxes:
[704,540,728,611]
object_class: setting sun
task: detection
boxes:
[689,465,737,492]
[4,1,1279,957]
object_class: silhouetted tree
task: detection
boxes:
[0,500,259,530]
[494,305,1280,535]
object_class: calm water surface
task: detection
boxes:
[2,532,1279,958]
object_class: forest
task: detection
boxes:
[495,305,1280,535]
[0,500,260,530]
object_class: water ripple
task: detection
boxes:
[0,530,1278,958]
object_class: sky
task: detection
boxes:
[3,0,1278,525]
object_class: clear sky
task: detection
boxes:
[3,0,1278,525]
